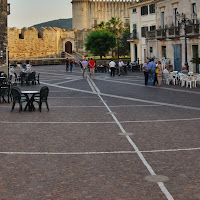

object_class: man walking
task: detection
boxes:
[147,58,156,86]
[88,58,96,78]
[65,58,69,71]
[118,59,124,76]
[81,59,88,78]
[142,59,149,85]
[109,60,116,77]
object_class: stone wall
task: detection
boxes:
[72,0,131,30]
[0,0,8,73]
[8,27,94,60]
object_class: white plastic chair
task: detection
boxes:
[186,76,196,88]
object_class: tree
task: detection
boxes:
[191,57,200,65]
[85,30,116,59]
[118,27,130,56]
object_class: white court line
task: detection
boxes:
[96,77,200,95]
[88,77,174,200]
[1,147,200,155]
[1,117,200,124]
[41,81,200,111]
[40,81,95,95]
[1,117,199,124]
[55,79,82,85]
[26,82,200,112]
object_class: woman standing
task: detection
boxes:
[157,61,163,86]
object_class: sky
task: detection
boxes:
[8,0,72,28]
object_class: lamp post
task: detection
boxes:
[176,12,197,70]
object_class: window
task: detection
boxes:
[150,26,156,31]
[149,4,155,14]
[133,24,137,32]
[141,27,148,37]
[94,20,97,27]
[132,8,137,13]
[161,12,165,29]
[141,6,148,15]
[19,34,24,39]
[162,46,166,58]
[191,3,197,24]
[174,8,178,27]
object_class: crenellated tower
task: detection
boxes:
[71,0,132,30]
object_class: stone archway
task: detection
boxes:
[65,41,72,53]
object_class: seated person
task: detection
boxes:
[180,66,188,74]
[163,66,169,74]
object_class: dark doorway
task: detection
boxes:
[65,41,72,53]
[192,45,199,73]
[174,44,182,71]
[134,44,137,61]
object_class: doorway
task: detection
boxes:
[65,41,72,53]
[173,44,182,71]
[192,45,199,73]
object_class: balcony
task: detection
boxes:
[156,29,167,40]
[186,24,199,38]
[146,31,156,40]
[168,26,180,39]
[127,32,139,41]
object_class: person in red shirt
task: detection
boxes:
[88,58,96,78]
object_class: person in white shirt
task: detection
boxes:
[118,59,124,76]
[109,60,116,77]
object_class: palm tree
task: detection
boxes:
[96,21,106,30]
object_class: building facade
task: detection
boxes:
[72,0,131,30]
[128,0,156,63]
[146,0,200,72]
[0,0,10,73]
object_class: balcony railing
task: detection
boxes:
[186,24,199,37]
[168,26,180,38]
[146,31,156,40]
[156,29,167,39]
[127,32,139,41]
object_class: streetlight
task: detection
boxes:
[176,12,197,70]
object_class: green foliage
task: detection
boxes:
[96,17,130,57]
[191,57,200,64]
[85,30,116,58]
[118,26,130,56]
[33,18,72,30]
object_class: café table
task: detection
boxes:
[21,90,39,111]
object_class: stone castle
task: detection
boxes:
[8,0,132,61]
[72,0,131,29]
[0,0,10,72]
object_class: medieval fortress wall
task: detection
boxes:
[8,27,76,59]
[8,0,131,60]
[72,0,131,29]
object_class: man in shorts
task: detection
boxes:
[88,58,96,78]
[81,59,88,78]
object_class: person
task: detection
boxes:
[180,66,188,74]
[147,58,156,86]
[157,61,163,86]
[118,59,124,76]
[142,59,149,85]
[109,60,116,77]
[163,66,170,84]
[81,59,88,78]
[69,59,73,72]
[88,58,96,78]
[65,58,69,71]
[154,62,159,85]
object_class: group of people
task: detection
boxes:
[80,58,96,78]
[65,58,74,72]
[142,58,163,86]
[109,59,127,77]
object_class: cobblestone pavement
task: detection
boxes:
[0,65,200,200]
